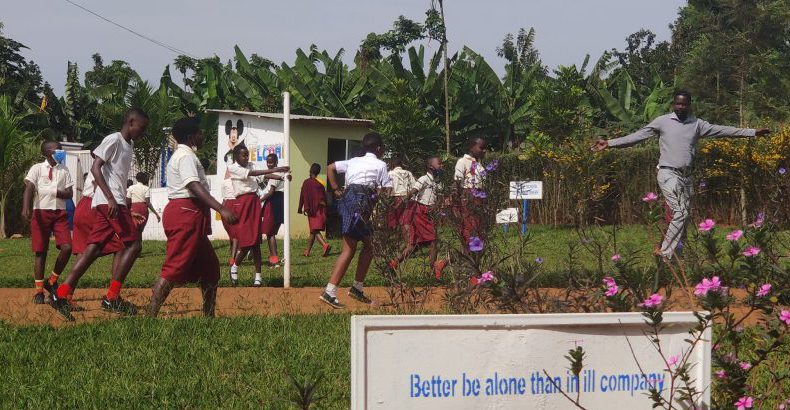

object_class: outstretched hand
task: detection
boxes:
[755,128,771,137]
[591,139,608,152]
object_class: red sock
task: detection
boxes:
[106,280,122,300]
[34,280,44,294]
[56,283,73,299]
[229,258,235,266]
[48,272,60,286]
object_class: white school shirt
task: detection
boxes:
[388,167,416,197]
[221,178,236,200]
[126,182,150,203]
[227,162,261,196]
[91,132,134,207]
[82,172,95,198]
[335,153,392,188]
[24,161,74,210]
[454,154,482,189]
[166,144,208,199]
[413,173,440,206]
[265,172,287,193]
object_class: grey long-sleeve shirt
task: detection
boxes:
[607,112,756,168]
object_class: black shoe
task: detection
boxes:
[33,293,45,305]
[348,287,372,304]
[319,292,345,309]
[49,293,75,322]
[101,297,138,315]
[43,280,58,296]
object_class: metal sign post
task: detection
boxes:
[509,181,542,235]
[283,92,291,288]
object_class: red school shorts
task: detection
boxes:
[30,209,71,253]
[86,204,137,247]
[159,198,219,284]
[72,197,124,255]
[130,202,150,238]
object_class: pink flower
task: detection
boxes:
[739,362,752,370]
[698,219,716,232]
[479,271,494,283]
[715,370,727,379]
[605,285,619,297]
[780,310,790,325]
[742,246,761,257]
[694,276,723,296]
[726,229,743,241]
[756,283,772,297]
[734,396,753,409]
[611,254,621,262]
[667,355,679,368]
[639,293,664,308]
[602,277,616,287]
[641,192,659,202]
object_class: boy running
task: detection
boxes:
[298,163,330,257]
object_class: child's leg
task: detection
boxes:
[33,251,47,292]
[267,236,278,258]
[428,240,438,266]
[148,277,175,317]
[354,236,375,284]
[200,281,218,317]
[229,238,238,265]
[315,231,328,247]
[251,246,262,274]
[306,232,316,254]
[53,243,72,278]
[235,247,249,266]
[327,236,358,286]
[111,240,142,284]
[59,243,102,293]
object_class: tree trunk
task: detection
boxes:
[0,191,8,239]
[438,0,451,154]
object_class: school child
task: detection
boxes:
[453,136,487,245]
[226,145,288,286]
[387,158,415,241]
[298,163,330,257]
[221,169,239,279]
[261,153,291,267]
[22,141,73,304]
[126,172,161,240]
[148,117,238,317]
[320,132,392,309]
[48,108,150,319]
[389,157,447,278]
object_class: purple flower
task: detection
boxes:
[694,276,723,296]
[750,212,765,228]
[726,230,743,241]
[641,192,659,202]
[742,246,761,257]
[534,257,544,264]
[471,189,487,199]
[479,271,494,283]
[699,180,707,189]
[780,167,787,175]
[735,396,753,410]
[756,283,772,297]
[468,236,484,252]
[485,160,500,172]
[639,293,664,308]
[714,370,727,379]
[698,218,716,232]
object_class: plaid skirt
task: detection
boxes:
[338,184,376,241]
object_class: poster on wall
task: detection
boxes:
[216,114,287,181]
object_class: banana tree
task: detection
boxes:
[0,95,39,238]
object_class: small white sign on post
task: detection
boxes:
[351,313,710,409]
[510,181,543,200]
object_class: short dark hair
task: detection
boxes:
[41,140,60,154]
[233,143,249,159]
[172,117,200,144]
[361,132,384,154]
[390,157,403,168]
[467,136,486,151]
[310,163,321,175]
[127,179,134,188]
[124,107,150,122]
[425,156,439,168]
[673,90,692,102]
[266,153,278,161]
[136,172,149,185]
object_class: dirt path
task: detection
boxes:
[0,287,764,327]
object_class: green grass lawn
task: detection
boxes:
[0,225,657,289]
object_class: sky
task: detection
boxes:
[4,0,686,94]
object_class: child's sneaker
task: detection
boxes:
[319,292,345,309]
[348,286,372,304]
[269,255,282,268]
[101,297,138,315]
[33,292,45,305]
[253,278,262,287]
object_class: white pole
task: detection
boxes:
[283,92,291,288]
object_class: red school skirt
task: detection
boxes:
[387,196,409,229]
[221,198,237,240]
[409,203,437,245]
[159,198,219,284]
[232,193,263,248]
[130,202,149,238]
[307,206,327,231]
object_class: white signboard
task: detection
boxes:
[496,208,518,224]
[352,313,710,409]
[510,181,543,200]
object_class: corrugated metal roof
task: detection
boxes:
[208,110,374,126]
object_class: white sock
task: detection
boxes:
[353,281,364,292]
[325,283,337,297]
[254,272,262,282]
[230,264,238,273]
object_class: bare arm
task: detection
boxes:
[91,157,118,218]
[187,181,237,224]
[248,166,290,177]
[22,181,34,221]
[146,198,161,221]
[56,186,72,200]
[327,163,342,198]
[261,185,275,201]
